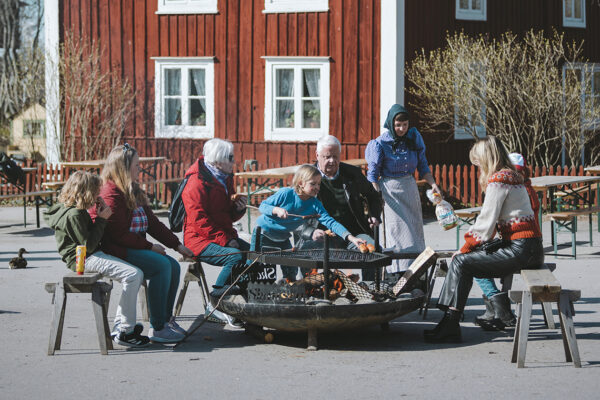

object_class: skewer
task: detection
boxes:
[246,205,320,220]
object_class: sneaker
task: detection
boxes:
[148,326,185,343]
[111,322,144,339]
[167,317,187,335]
[205,304,244,329]
[113,330,150,348]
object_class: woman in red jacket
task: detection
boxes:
[181,139,247,323]
[91,144,194,344]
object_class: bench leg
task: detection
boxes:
[516,291,532,368]
[553,220,558,258]
[511,301,522,363]
[541,302,555,329]
[196,264,211,310]
[139,280,149,322]
[92,284,112,355]
[307,328,318,351]
[572,218,577,259]
[421,264,438,319]
[48,283,66,355]
[558,292,581,368]
[174,281,190,317]
[589,212,593,246]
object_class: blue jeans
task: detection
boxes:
[200,239,250,287]
[475,278,501,298]
[250,228,294,280]
[125,248,181,331]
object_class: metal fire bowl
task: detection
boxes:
[212,293,424,332]
[247,249,391,269]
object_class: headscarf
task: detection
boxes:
[383,104,420,151]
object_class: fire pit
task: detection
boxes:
[210,230,438,350]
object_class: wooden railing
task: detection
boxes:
[0,161,594,208]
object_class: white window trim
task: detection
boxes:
[153,57,215,139]
[156,0,218,15]
[563,62,600,128]
[455,0,487,21]
[562,0,586,28]
[454,63,487,140]
[263,56,330,142]
[263,0,328,14]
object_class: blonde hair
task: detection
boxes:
[469,135,516,189]
[58,171,102,210]
[101,144,148,210]
[292,164,321,195]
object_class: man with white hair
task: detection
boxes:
[301,135,382,280]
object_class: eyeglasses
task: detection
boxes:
[228,154,234,162]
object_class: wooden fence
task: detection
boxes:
[0,160,595,208]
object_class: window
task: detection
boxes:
[23,120,45,138]
[564,63,600,127]
[154,57,215,138]
[263,0,328,13]
[264,57,330,141]
[455,0,486,21]
[454,63,486,140]
[563,0,586,28]
[156,0,218,14]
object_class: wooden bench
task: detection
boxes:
[0,190,57,228]
[41,181,65,191]
[45,272,113,355]
[548,206,600,258]
[174,258,211,317]
[509,266,581,368]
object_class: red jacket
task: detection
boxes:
[182,157,245,256]
[89,180,181,260]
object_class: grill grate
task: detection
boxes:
[247,249,391,269]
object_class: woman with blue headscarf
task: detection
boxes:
[365,104,441,274]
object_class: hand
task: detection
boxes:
[312,229,325,241]
[451,251,461,261]
[430,183,442,197]
[348,235,366,248]
[272,207,288,219]
[96,197,112,219]
[177,244,195,258]
[368,217,380,228]
[227,239,240,249]
[151,244,166,255]
[234,195,247,211]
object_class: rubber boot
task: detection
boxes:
[474,295,495,327]
[424,309,462,343]
[479,292,516,331]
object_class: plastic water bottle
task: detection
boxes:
[426,189,458,231]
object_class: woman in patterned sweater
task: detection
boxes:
[425,136,544,343]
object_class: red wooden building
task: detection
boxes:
[45,0,600,168]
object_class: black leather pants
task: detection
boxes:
[437,238,544,311]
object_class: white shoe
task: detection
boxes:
[149,326,184,343]
[205,304,243,329]
[167,317,187,335]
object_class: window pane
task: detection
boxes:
[459,0,469,10]
[473,0,481,10]
[190,99,206,126]
[593,72,600,95]
[565,0,573,18]
[276,100,294,128]
[276,69,294,97]
[189,69,205,96]
[165,99,182,126]
[165,69,181,96]
[303,100,320,128]
[573,0,581,18]
[302,69,320,97]
[24,121,44,137]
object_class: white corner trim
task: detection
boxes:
[44,0,60,164]
[380,0,404,130]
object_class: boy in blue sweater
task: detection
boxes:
[254,164,365,281]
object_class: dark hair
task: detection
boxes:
[394,112,409,122]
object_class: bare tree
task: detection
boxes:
[55,32,136,161]
[406,30,600,167]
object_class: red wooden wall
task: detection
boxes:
[404,0,600,166]
[61,0,381,169]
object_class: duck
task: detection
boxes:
[9,248,28,269]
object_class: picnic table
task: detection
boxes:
[235,159,368,231]
[584,165,600,176]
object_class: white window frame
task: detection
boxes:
[153,57,215,139]
[562,0,586,28]
[454,63,487,140]
[455,0,487,21]
[263,57,330,142]
[156,0,218,15]
[563,63,600,127]
[263,0,328,14]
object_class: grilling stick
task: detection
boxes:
[246,204,320,220]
